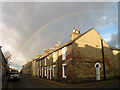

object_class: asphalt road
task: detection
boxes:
[7,74,120,89]
[7,74,60,88]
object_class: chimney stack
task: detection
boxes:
[71,28,81,40]
[44,49,49,55]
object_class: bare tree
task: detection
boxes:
[4,51,12,62]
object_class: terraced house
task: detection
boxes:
[22,28,119,83]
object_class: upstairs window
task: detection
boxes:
[45,58,47,66]
[53,52,56,62]
[62,47,66,60]
[36,62,38,68]
[40,60,41,67]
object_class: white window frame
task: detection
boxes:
[53,52,56,62]
[52,65,56,77]
[45,58,47,66]
[45,67,47,76]
[62,63,67,78]
[62,47,66,60]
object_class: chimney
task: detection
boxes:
[44,49,49,55]
[37,53,42,58]
[73,28,75,32]
[50,48,54,52]
[58,41,61,46]
[71,28,81,40]
[55,41,61,49]
[76,29,78,33]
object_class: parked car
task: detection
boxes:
[8,70,20,81]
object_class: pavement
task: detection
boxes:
[6,74,120,89]
[33,75,120,88]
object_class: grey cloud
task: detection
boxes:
[2,2,118,69]
[107,32,119,48]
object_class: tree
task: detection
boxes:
[4,51,12,62]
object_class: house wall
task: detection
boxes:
[22,28,118,83]
[29,62,32,75]
[53,45,74,83]
[111,50,120,78]
[70,29,117,83]
[32,60,36,76]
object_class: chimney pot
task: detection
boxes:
[73,28,75,32]
[76,29,78,33]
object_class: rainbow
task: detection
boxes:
[17,10,81,55]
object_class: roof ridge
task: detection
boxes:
[36,28,95,61]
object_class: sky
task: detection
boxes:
[0,2,118,69]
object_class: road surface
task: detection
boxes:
[6,74,120,89]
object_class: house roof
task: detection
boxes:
[110,46,120,51]
[36,28,94,62]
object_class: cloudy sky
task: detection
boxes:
[1,2,118,69]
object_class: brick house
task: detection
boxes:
[33,28,118,83]
[22,28,118,83]
[110,47,120,78]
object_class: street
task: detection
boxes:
[7,74,60,88]
[6,74,120,89]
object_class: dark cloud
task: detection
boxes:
[107,32,119,49]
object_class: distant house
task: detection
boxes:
[110,46,120,78]
[0,46,9,88]
[22,28,119,83]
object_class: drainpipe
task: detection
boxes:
[101,39,106,80]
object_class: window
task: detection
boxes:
[62,47,66,60]
[40,68,41,76]
[50,66,52,79]
[42,67,43,78]
[47,66,49,79]
[53,52,56,62]
[62,64,67,78]
[40,60,41,67]
[45,58,47,66]
[36,62,38,68]
[45,67,47,76]
[52,65,56,77]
